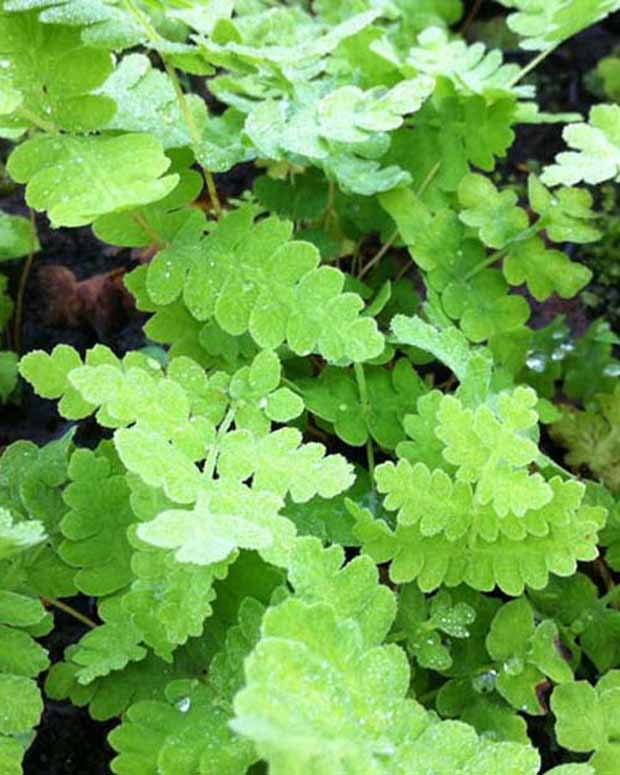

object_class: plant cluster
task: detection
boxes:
[0,1,620,773]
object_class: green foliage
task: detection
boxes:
[543,104,620,187]
[7,133,179,227]
[0,211,38,260]
[552,672,620,773]
[498,0,620,51]
[0,10,116,132]
[299,358,426,448]
[550,385,620,491]
[350,379,606,595]
[231,545,540,775]
[485,597,572,714]
[2,1,620,772]
[594,55,620,102]
[0,590,49,771]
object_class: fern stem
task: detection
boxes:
[463,248,506,282]
[358,228,398,280]
[16,106,57,133]
[354,362,375,478]
[203,169,223,220]
[358,161,441,279]
[162,59,223,219]
[131,211,167,249]
[459,0,484,34]
[282,377,303,394]
[122,0,223,218]
[463,223,540,282]
[122,0,159,41]
[599,583,620,608]
[204,406,236,480]
[13,208,38,355]
[508,44,559,88]
[41,597,97,629]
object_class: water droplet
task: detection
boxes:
[176,697,191,713]
[604,362,620,377]
[472,669,498,694]
[526,352,546,373]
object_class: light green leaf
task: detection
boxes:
[435,388,550,517]
[0,674,43,734]
[317,77,434,143]
[137,481,295,568]
[500,0,620,51]
[503,236,591,301]
[217,427,355,503]
[287,537,396,647]
[0,10,115,131]
[458,173,528,249]
[405,25,528,99]
[391,315,473,380]
[69,620,147,685]
[0,210,38,261]
[180,210,384,364]
[542,104,620,187]
[0,508,45,559]
[98,53,207,149]
[552,673,620,771]
[527,175,600,243]
[114,424,203,505]
[7,132,179,227]
[232,597,540,774]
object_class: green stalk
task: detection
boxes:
[41,596,97,629]
[599,583,620,608]
[203,406,236,480]
[354,362,375,478]
[508,44,560,88]
[463,223,541,282]
[13,208,38,354]
[162,59,223,219]
[122,0,222,218]
[358,160,442,280]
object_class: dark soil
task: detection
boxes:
[6,5,619,773]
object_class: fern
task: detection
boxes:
[498,0,620,50]
[1,0,620,772]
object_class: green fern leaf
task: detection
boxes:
[542,104,620,187]
[7,133,179,227]
[406,26,529,99]
[232,596,541,774]
[59,446,135,596]
[70,620,146,685]
[299,359,426,449]
[499,0,620,51]
[136,481,295,568]
[551,672,620,772]
[217,427,355,503]
[0,10,115,131]
[109,598,262,775]
[179,209,384,363]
